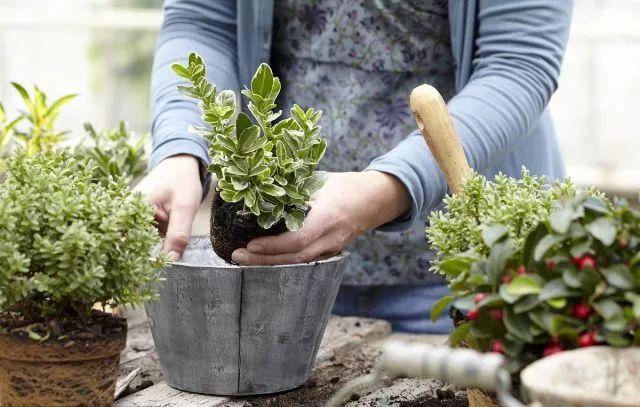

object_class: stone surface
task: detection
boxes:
[521,346,640,407]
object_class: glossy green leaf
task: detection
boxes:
[283,209,305,231]
[439,256,474,278]
[251,63,275,99]
[550,203,577,234]
[594,298,623,320]
[506,275,543,297]
[585,217,617,246]
[539,278,580,301]
[430,296,453,322]
[504,309,534,343]
[603,332,631,347]
[481,224,509,247]
[602,264,635,290]
[513,295,540,314]
[534,234,565,262]
[260,183,286,197]
[546,298,567,309]
[448,323,471,346]
[499,283,520,304]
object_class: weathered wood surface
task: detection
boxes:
[116,318,468,407]
[214,335,466,407]
[116,315,391,406]
[115,367,141,399]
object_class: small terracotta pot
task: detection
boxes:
[0,328,126,407]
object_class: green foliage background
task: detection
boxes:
[0,152,161,321]
[0,83,148,185]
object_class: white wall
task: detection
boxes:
[550,0,640,194]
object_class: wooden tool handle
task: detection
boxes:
[410,84,471,194]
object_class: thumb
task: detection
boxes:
[163,201,199,261]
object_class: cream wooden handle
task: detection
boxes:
[410,84,471,194]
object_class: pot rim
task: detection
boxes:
[167,236,350,270]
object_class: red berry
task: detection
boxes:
[549,336,562,347]
[572,303,593,320]
[491,340,505,354]
[578,332,597,347]
[502,274,513,284]
[544,259,556,270]
[474,293,488,304]
[468,308,480,321]
[517,265,526,275]
[490,309,504,320]
[580,256,596,269]
[573,254,597,270]
[543,345,564,357]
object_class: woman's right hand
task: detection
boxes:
[134,154,203,261]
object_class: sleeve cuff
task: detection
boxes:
[364,162,422,233]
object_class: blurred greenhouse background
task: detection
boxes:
[1,0,639,196]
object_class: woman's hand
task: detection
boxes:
[134,155,203,261]
[231,171,411,265]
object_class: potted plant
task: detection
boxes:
[0,152,163,407]
[1,83,148,184]
[8,82,76,156]
[172,53,327,262]
[75,121,148,186]
[429,191,640,402]
[143,54,349,396]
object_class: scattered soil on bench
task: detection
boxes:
[238,343,468,407]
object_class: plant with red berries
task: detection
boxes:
[431,194,640,374]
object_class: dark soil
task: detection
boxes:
[210,189,287,263]
[238,346,468,407]
[0,309,126,344]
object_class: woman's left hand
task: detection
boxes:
[231,170,411,265]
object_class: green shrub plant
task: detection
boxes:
[0,152,163,341]
[172,53,327,230]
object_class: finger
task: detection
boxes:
[246,211,331,254]
[134,182,170,236]
[163,200,199,261]
[233,233,342,266]
[155,206,170,237]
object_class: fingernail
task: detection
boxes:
[232,250,248,264]
[247,242,263,253]
[167,250,181,262]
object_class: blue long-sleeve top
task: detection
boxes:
[150,0,573,232]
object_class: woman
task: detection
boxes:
[136,0,573,333]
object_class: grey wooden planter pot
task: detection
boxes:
[145,236,349,396]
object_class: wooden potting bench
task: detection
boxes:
[115,310,468,407]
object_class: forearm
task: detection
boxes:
[149,0,239,170]
[368,0,573,230]
[359,171,411,231]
